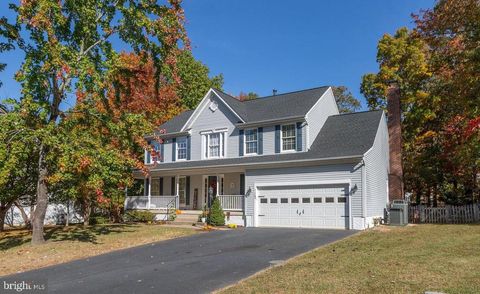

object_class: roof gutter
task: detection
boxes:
[144,130,190,140]
[141,154,364,173]
[236,115,306,128]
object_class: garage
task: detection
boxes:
[256,184,350,229]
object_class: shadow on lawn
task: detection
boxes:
[0,224,140,250]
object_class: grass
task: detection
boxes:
[0,223,198,276]
[221,225,480,294]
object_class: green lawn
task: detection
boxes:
[221,225,480,294]
[0,224,198,276]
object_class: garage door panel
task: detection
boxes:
[258,184,349,229]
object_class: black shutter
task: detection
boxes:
[159,177,163,195]
[275,125,281,153]
[186,176,190,205]
[187,136,191,160]
[146,140,151,163]
[296,122,303,151]
[160,142,164,162]
[171,177,175,195]
[239,129,244,156]
[258,127,263,155]
[172,138,176,162]
[240,174,245,195]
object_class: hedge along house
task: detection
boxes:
[127,86,390,230]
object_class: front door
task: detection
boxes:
[206,176,217,208]
[178,177,186,208]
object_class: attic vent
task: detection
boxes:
[209,101,218,112]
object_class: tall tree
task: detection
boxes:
[236,91,259,102]
[332,86,361,113]
[7,0,188,244]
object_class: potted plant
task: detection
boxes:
[198,205,208,223]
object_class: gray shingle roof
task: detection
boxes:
[213,86,330,122]
[159,110,194,133]
[159,86,330,133]
[149,110,384,171]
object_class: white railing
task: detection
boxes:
[217,195,244,211]
[125,195,178,210]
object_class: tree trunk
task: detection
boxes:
[15,201,31,229]
[65,201,70,227]
[31,146,48,245]
[83,201,91,226]
[0,202,13,232]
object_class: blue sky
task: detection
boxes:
[0,0,434,110]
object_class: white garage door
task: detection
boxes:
[257,184,349,229]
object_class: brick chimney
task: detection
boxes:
[387,84,404,201]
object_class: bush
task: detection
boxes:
[124,210,156,223]
[89,215,110,225]
[208,197,225,226]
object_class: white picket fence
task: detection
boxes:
[409,204,480,224]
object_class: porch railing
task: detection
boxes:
[124,195,178,210]
[217,195,244,211]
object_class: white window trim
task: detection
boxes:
[244,128,259,156]
[202,130,227,159]
[176,137,188,161]
[280,123,297,153]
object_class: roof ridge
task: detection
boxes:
[331,109,383,117]
[213,86,330,103]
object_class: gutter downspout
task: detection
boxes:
[361,159,367,229]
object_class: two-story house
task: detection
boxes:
[126,86,389,230]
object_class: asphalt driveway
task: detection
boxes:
[2,228,355,294]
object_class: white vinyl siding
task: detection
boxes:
[364,113,389,217]
[305,88,339,149]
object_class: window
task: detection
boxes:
[270,198,278,203]
[291,198,299,203]
[302,198,310,203]
[260,198,268,204]
[245,129,258,154]
[177,137,187,160]
[203,132,226,158]
[338,197,347,203]
[314,197,322,203]
[325,197,335,203]
[281,124,296,151]
[281,198,288,203]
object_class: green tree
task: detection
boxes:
[332,86,361,113]
[6,0,188,244]
[208,197,225,226]
[174,50,223,109]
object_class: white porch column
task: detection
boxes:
[216,175,220,196]
[147,176,152,209]
[176,175,180,209]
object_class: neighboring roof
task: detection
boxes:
[158,110,194,133]
[213,86,330,122]
[149,110,384,171]
[159,86,331,133]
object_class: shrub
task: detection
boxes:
[124,210,156,223]
[208,197,225,226]
[89,216,110,225]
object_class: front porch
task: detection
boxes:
[125,172,246,213]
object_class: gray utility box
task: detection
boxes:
[389,200,409,226]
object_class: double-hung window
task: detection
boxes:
[281,124,296,151]
[177,137,187,160]
[203,131,226,159]
[245,128,258,154]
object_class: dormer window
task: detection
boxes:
[245,129,258,154]
[281,124,296,151]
